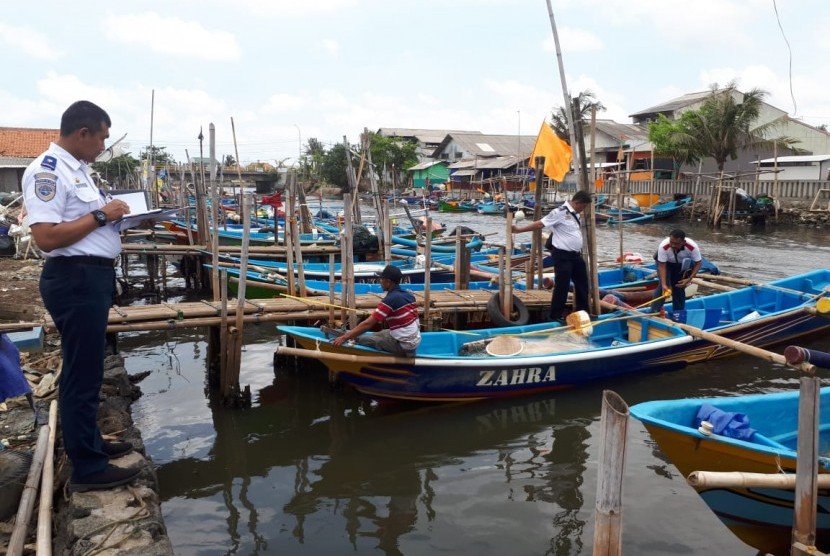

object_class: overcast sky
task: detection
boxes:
[2,0,827,165]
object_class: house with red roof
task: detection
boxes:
[0,127,59,193]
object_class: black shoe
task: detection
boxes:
[103,440,134,459]
[71,464,141,493]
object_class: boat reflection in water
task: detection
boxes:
[154,360,592,555]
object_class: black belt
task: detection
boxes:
[551,247,582,255]
[48,255,117,267]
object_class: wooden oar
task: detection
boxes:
[598,300,817,373]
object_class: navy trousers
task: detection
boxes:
[40,258,114,481]
[550,249,589,320]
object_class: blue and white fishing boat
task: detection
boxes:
[276,270,830,402]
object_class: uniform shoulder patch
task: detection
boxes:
[34,173,57,202]
[41,155,57,171]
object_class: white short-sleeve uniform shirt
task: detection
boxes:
[539,201,584,252]
[23,143,122,258]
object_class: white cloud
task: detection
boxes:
[0,22,62,60]
[262,94,308,114]
[226,0,357,17]
[102,12,241,61]
[321,39,340,57]
[543,27,603,54]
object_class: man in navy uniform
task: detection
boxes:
[23,101,138,492]
[511,190,592,323]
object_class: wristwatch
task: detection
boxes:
[91,210,108,227]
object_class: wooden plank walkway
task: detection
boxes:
[37,289,554,333]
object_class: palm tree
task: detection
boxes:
[671,82,801,171]
[550,90,605,142]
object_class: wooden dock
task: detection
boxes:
[34,289,554,334]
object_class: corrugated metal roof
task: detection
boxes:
[377,128,482,143]
[0,127,59,157]
[629,90,714,118]
[451,169,477,176]
[0,156,33,168]
[408,160,446,171]
[434,133,536,158]
[753,155,830,163]
[593,120,649,143]
[447,155,518,170]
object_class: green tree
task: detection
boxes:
[648,113,700,178]
[224,154,236,167]
[367,133,418,189]
[141,146,176,166]
[668,82,801,171]
[320,143,350,189]
[92,153,140,188]
[300,137,326,182]
[550,90,605,143]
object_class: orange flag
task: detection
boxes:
[528,122,572,182]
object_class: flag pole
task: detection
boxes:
[544,1,580,175]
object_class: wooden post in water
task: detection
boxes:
[592,390,629,556]
[328,253,336,325]
[342,192,357,327]
[221,193,251,404]
[209,123,220,300]
[503,211,514,317]
[792,371,820,553]
[284,186,296,297]
[423,217,433,329]
[382,198,392,263]
[288,173,307,297]
[218,269,229,388]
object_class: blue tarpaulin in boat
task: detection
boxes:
[0,333,30,403]
[695,403,757,441]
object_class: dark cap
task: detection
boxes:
[375,264,402,283]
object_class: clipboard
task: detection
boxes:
[114,208,181,231]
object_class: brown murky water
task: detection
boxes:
[126,213,829,555]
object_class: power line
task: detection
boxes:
[772,0,797,116]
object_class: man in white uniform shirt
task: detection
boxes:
[652,228,703,311]
[23,101,138,492]
[511,190,592,323]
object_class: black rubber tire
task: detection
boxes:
[487,292,530,327]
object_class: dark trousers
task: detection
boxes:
[666,263,688,310]
[40,258,114,481]
[550,249,589,320]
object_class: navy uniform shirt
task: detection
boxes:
[23,143,121,258]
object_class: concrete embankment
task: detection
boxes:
[1,347,173,554]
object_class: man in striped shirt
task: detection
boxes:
[331,265,421,356]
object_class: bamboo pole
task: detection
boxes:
[275,344,414,365]
[504,211,514,317]
[209,123,220,301]
[219,269,229,384]
[328,253,335,325]
[593,390,628,556]
[688,470,830,490]
[793,374,820,550]
[8,420,50,556]
[223,193,251,401]
[35,399,58,556]
[423,217,433,328]
[598,300,817,373]
[230,117,244,213]
[342,192,356,327]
